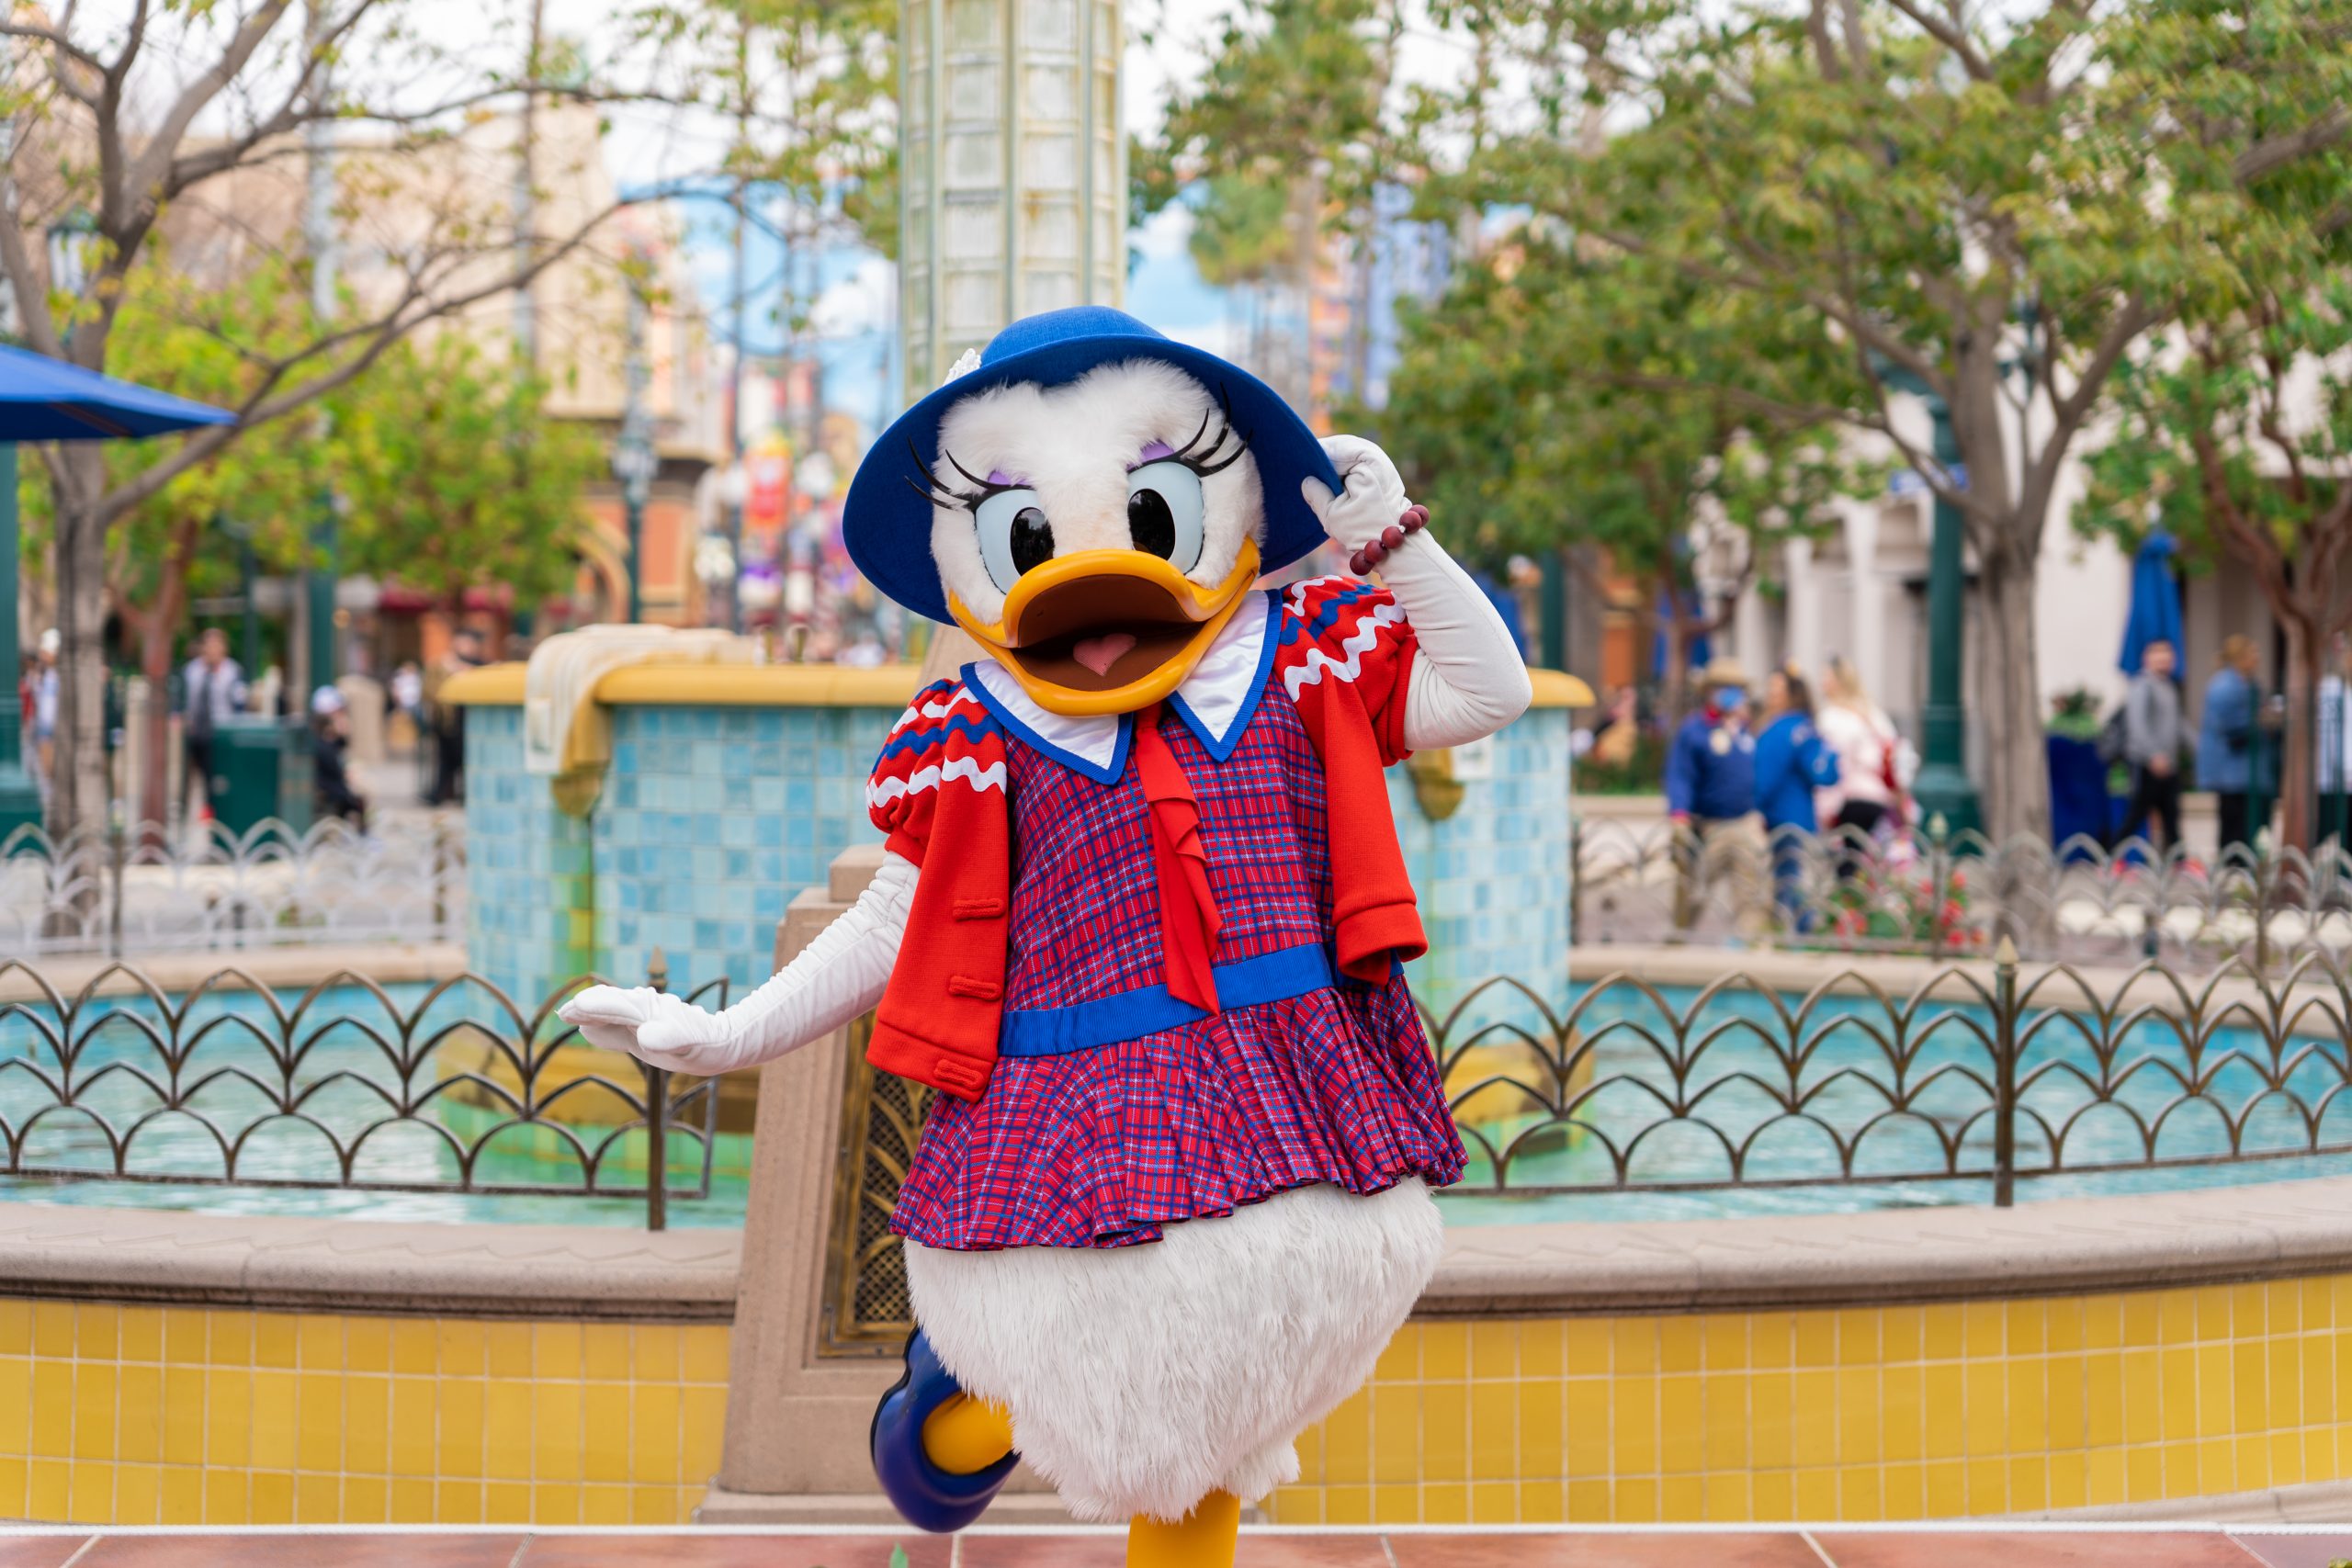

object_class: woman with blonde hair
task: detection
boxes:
[1815,656,1914,855]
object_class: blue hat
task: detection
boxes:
[845,306,1342,625]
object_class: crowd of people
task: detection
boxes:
[11,620,502,835]
[1656,653,1919,925]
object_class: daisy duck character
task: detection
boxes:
[560,307,1531,1567]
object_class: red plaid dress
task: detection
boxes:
[889,589,1467,1251]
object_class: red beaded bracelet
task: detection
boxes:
[1349,504,1429,577]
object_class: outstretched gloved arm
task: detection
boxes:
[557,851,918,1076]
[1302,434,1534,750]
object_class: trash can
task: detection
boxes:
[209,716,311,836]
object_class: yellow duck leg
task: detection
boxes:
[1127,1491,1240,1568]
[920,1393,1016,1474]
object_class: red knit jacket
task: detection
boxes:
[864,577,1427,1102]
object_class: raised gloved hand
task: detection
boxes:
[558,985,742,1075]
[1299,434,1411,557]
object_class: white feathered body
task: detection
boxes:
[906,1179,1443,1522]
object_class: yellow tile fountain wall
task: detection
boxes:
[1267,1276,2352,1526]
[0,1300,729,1526]
[6,1278,2349,1526]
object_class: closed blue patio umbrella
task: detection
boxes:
[2118,531,2184,676]
[0,344,234,836]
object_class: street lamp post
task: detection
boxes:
[1908,391,1983,837]
[614,279,655,626]
[0,446,43,840]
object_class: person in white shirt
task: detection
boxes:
[179,627,249,825]
[1815,656,1915,867]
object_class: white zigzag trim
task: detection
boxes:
[1283,599,1408,698]
[865,753,1007,807]
[888,682,978,735]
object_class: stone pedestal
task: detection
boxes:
[698,842,1069,1522]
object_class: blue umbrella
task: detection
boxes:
[1652,587,1712,680]
[0,343,235,439]
[2118,531,2184,675]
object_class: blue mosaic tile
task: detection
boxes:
[469,694,1573,1026]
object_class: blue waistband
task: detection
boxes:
[998,942,1338,1058]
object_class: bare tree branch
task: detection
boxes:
[94,201,628,517]
[1883,0,1993,82]
[2235,104,2352,184]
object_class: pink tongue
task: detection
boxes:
[1072,633,1137,677]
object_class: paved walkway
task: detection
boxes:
[5,1529,2352,1566]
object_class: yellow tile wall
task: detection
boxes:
[0,1299,730,1527]
[1269,1274,2352,1526]
[5,1277,2346,1528]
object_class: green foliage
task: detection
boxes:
[1362,231,1870,581]
[21,248,599,627]
[1367,0,2352,837]
[1574,729,1665,795]
[332,333,604,609]
[1136,0,1414,295]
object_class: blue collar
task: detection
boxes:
[963,591,1280,781]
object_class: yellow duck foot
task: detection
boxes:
[1127,1491,1241,1568]
[919,1392,1017,1474]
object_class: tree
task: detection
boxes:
[1136,0,1416,390]
[2083,276,2352,853]
[1453,0,2352,839]
[1,2,634,843]
[23,254,601,829]
[1365,230,1869,709]
[2,0,897,843]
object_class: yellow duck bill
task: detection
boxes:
[949,542,1262,717]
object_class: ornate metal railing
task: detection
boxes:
[1573,819,2352,971]
[1432,948,2352,1204]
[0,817,464,957]
[0,955,722,1228]
[14,941,2352,1305]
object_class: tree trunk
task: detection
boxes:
[2278,615,2322,853]
[47,456,114,846]
[1657,572,1690,724]
[1973,542,2049,842]
[133,613,175,834]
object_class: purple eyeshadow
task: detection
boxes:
[1129,441,1176,469]
[986,469,1026,486]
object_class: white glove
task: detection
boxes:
[1300,434,1532,750]
[1299,434,1410,556]
[558,852,918,1076]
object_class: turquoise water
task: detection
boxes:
[3,977,2346,1227]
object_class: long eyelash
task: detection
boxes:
[904,435,1017,514]
[1170,386,1251,477]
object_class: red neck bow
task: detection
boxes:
[1131,701,1224,1012]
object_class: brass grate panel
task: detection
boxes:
[820,1015,934,1355]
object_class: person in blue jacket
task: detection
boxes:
[1754,663,1841,930]
[2196,635,2262,862]
[1665,657,1758,929]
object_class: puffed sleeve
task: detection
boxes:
[866,679,1006,865]
[1272,575,1419,766]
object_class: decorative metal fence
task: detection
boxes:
[11,945,2352,1260]
[1433,948,2352,1205]
[0,817,463,957]
[0,954,721,1229]
[1574,820,2352,972]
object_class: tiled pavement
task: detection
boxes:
[4,1530,2352,1567]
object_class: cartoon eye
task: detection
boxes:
[973,489,1054,593]
[1125,460,1205,573]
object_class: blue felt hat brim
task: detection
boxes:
[845,310,1340,625]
